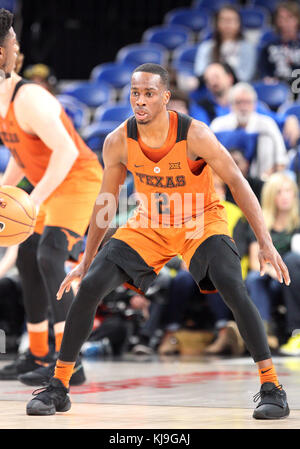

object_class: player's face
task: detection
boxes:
[130,72,170,124]
[0,27,18,75]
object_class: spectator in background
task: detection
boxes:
[258,1,300,87]
[167,88,190,115]
[194,5,256,82]
[23,63,57,94]
[210,82,288,179]
[190,62,236,125]
[190,63,300,149]
[226,148,264,204]
[246,173,300,351]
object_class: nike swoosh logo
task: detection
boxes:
[134,164,144,168]
[72,364,82,375]
[261,368,272,374]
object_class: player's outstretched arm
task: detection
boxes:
[57,126,127,299]
[187,120,290,286]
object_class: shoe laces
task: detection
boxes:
[32,385,53,396]
[253,384,283,403]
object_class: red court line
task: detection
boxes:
[6,370,289,396]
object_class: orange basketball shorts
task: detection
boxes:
[34,160,102,236]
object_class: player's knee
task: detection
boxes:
[37,244,64,274]
[16,233,40,269]
[76,275,102,307]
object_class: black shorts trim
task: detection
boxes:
[101,238,157,294]
[189,234,241,294]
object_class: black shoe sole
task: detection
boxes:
[26,397,71,416]
[253,405,290,420]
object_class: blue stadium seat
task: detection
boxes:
[56,94,91,130]
[280,103,300,122]
[215,130,258,162]
[240,7,269,29]
[116,43,168,68]
[62,82,114,108]
[90,62,133,90]
[142,25,191,51]
[0,0,17,11]
[164,8,210,33]
[192,0,238,11]
[82,121,120,153]
[94,104,132,123]
[249,0,280,13]
[252,81,290,110]
[172,44,198,75]
[0,145,10,173]
[257,28,277,49]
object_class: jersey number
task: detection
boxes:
[154,192,170,215]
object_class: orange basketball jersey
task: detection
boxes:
[0,79,99,186]
[125,110,227,228]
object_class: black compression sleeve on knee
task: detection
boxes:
[59,254,130,362]
[37,244,74,324]
[207,241,271,362]
[16,233,49,324]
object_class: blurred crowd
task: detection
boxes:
[1,0,300,360]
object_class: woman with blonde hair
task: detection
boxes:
[246,172,300,354]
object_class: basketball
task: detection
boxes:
[0,185,37,246]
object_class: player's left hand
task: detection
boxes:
[258,242,290,286]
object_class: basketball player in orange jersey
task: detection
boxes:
[0,9,103,385]
[27,62,291,420]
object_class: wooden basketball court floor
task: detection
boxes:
[0,354,300,429]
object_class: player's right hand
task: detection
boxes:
[56,262,88,300]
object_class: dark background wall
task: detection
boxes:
[19,0,192,80]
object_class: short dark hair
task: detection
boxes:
[0,8,13,47]
[132,63,170,89]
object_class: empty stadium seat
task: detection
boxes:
[215,130,258,162]
[81,121,120,153]
[172,44,198,75]
[0,145,10,173]
[94,104,132,123]
[252,81,290,110]
[0,0,17,12]
[240,7,269,29]
[61,81,115,108]
[90,62,133,89]
[192,0,238,11]
[164,8,210,33]
[56,94,91,130]
[142,25,191,51]
[116,43,168,68]
[249,0,280,13]
[279,103,300,122]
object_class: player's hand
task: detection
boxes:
[57,262,88,300]
[258,242,290,286]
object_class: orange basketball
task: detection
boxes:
[0,185,37,246]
